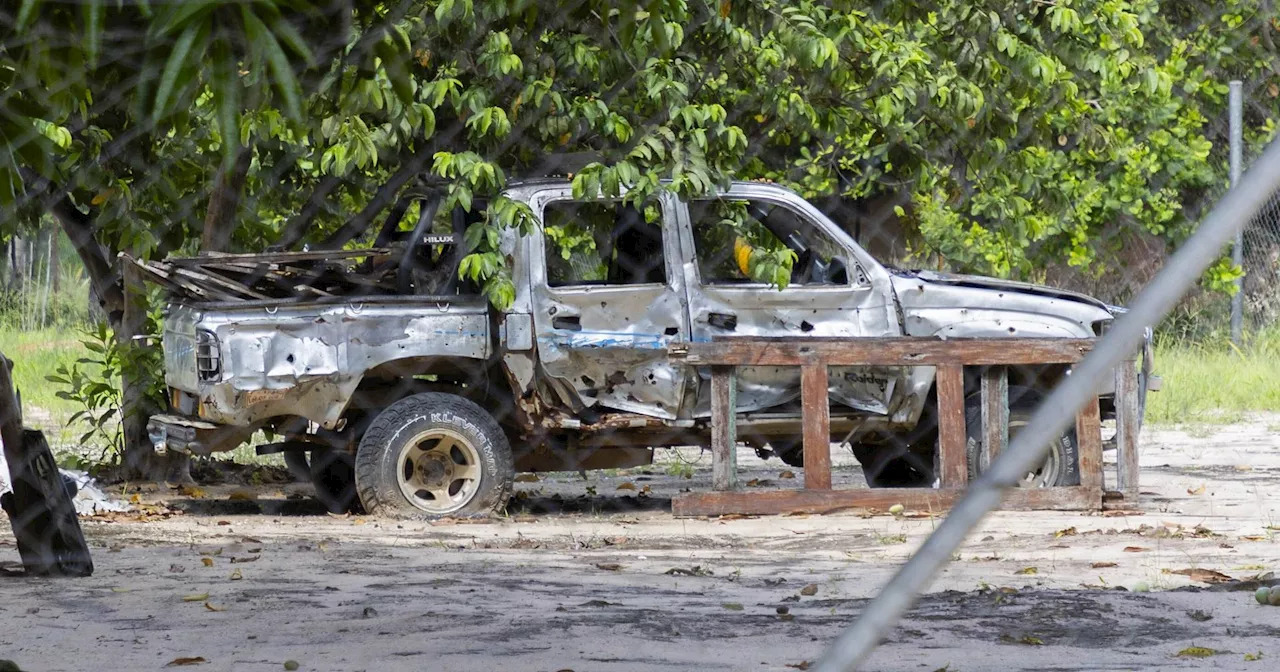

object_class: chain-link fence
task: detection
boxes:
[2,1,1280,670]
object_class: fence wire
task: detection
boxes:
[1,1,1279,669]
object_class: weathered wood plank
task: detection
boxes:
[800,363,832,491]
[710,366,738,492]
[672,486,1102,517]
[1076,395,1104,490]
[669,337,1093,367]
[980,366,1008,471]
[1114,359,1141,499]
[936,363,968,488]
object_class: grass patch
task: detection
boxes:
[0,326,92,418]
[1145,328,1280,425]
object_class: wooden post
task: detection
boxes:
[710,366,738,491]
[936,364,967,488]
[1076,395,1104,492]
[980,366,1008,471]
[1114,358,1141,499]
[800,362,831,490]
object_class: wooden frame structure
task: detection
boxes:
[668,337,1142,517]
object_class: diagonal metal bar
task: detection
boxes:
[815,135,1280,672]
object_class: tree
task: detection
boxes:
[1,0,1278,478]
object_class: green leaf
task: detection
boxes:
[16,0,42,31]
[265,12,315,66]
[152,21,206,121]
[82,0,104,68]
[242,6,302,121]
[210,36,240,169]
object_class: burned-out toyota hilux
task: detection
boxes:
[143,180,1158,517]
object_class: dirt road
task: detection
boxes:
[2,419,1278,671]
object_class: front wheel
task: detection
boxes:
[355,392,513,519]
[966,385,1080,487]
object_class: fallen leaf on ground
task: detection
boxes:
[165,657,207,666]
[1164,568,1233,584]
[1187,484,1206,495]
[1015,567,1038,576]
[284,661,300,671]
[1245,652,1264,661]
[1054,527,1078,538]
[1240,535,1268,542]
[514,473,540,483]
[722,602,744,611]
[785,662,810,670]
[216,520,231,526]
[178,486,206,498]
[1177,646,1217,658]
[800,584,818,596]
[1091,562,1118,569]
[182,593,210,602]
[888,504,905,515]
[616,482,637,491]
[200,548,224,557]
[231,556,260,564]
[229,569,243,581]
[1123,546,1149,553]
[228,490,256,501]
[1021,636,1044,646]
[201,558,214,567]
[779,470,795,479]
[604,536,628,546]
[595,563,623,571]
[1234,465,1253,472]
[665,566,713,577]
[203,602,224,612]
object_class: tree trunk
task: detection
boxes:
[201,149,252,253]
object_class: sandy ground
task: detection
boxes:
[2,418,1280,672]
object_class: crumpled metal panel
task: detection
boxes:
[173,299,490,428]
[524,186,691,420]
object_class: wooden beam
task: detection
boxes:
[1114,359,1141,499]
[672,486,1102,517]
[669,337,1093,367]
[710,366,738,491]
[980,366,1008,471]
[800,363,832,491]
[936,363,968,488]
[1076,395,1104,491]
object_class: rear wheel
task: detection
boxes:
[309,448,360,514]
[355,392,513,519]
[966,385,1080,487]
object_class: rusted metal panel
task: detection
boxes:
[710,366,738,491]
[936,363,967,488]
[1115,358,1141,498]
[1076,395,1104,490]
[670,337,1094,367]
[980,366,1008,469]
[800,363,832,490]
[672,486,1102,517]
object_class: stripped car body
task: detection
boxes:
[146,179,1158,498]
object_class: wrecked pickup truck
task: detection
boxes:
[140,179,1159,517]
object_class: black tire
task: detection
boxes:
[0,429,93,577]
[767,439,806,468]
[852,443,936,488]
[309,448,360,514]
[283,451,311,482]
[966,385,1080,487]
[354,392,513,519]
